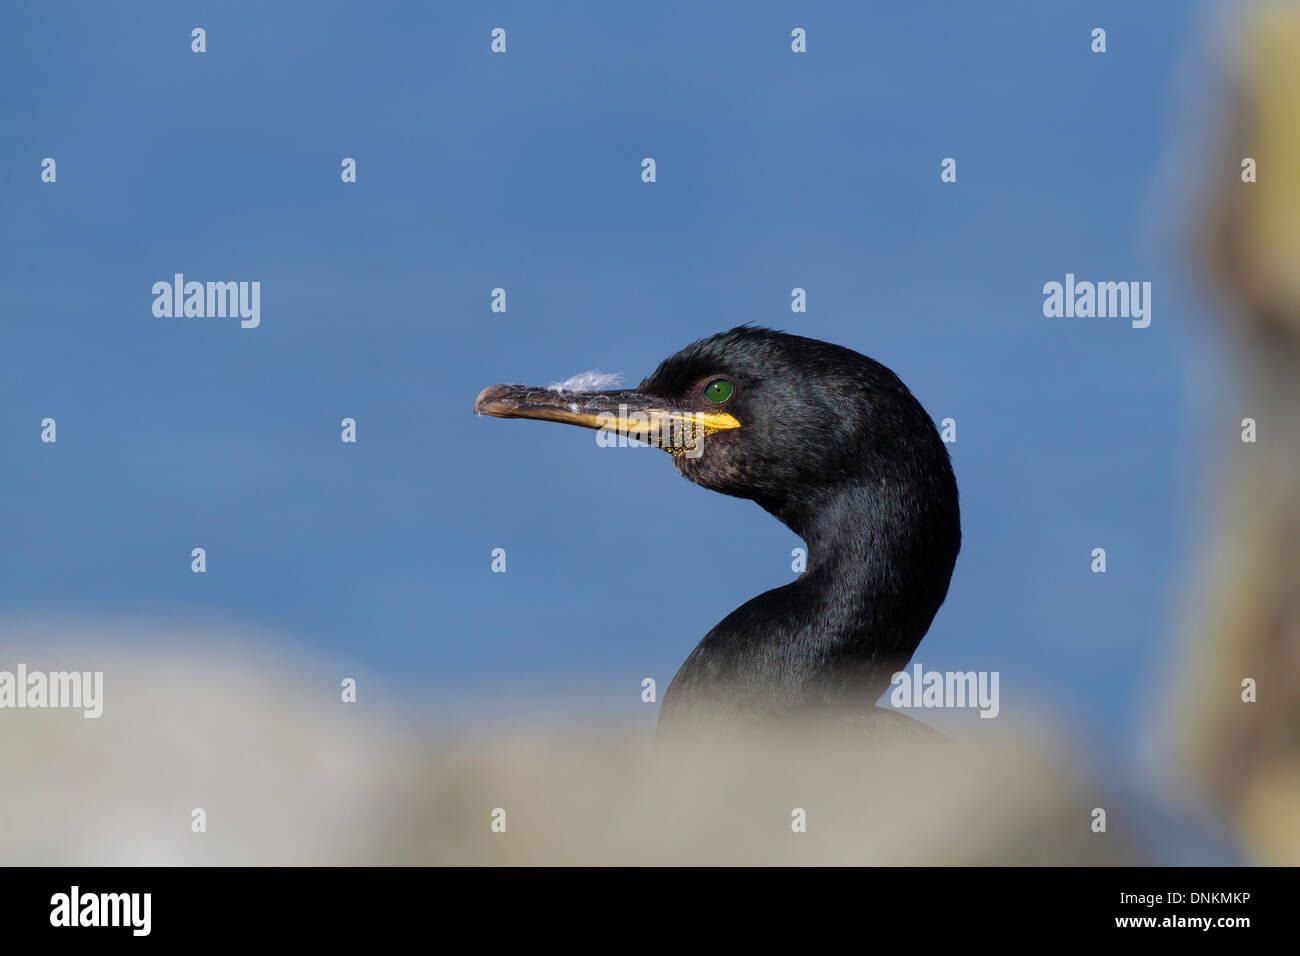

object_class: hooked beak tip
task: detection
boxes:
[474,384,518,417]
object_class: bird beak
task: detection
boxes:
[473,384,740,453]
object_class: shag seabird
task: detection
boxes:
[475,327,960,737]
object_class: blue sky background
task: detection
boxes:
[1,2,1229,807]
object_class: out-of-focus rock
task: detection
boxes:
[1177,0,1300,864]
[0,637,1133,865]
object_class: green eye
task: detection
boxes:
[704,378,734,403]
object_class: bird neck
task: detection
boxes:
[787,481,944,696]
[664,472,958,726]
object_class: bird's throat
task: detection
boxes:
[663,478,960,725]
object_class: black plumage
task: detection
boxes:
[475,326,961,737]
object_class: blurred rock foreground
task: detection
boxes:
[0,638,1127,865]
[1171,0,1300,865]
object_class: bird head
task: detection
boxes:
[474,326,957,539]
